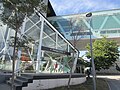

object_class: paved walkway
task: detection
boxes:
[107,78,120,90]
[0,83,11,90]
[97,75,120,90]
[0,72,11,90]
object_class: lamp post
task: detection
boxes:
[86,12,96,90]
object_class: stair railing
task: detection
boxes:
[14,49,36,76]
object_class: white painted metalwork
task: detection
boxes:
[34,8,78,53]
[99,16,109,29]
[21,16,28,35]
[112,15,120,25]
[36,18,44,72]
[72,52,78,73]
[55,33,58,49]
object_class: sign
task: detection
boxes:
[41,46,71,55]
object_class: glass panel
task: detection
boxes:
[29,14,40,24]
[51,21,59,28]
[57,35,67,51]
[118,30,120,33]
[44,24,55,36]
[100,31,106,34]
[25,26,40,41]
[42,37,55,47]
[42,23,56,48]
[107,30,117,33]
[36,22,41,29]
[69,46,74,53]
[25,20,34,31]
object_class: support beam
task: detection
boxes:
[21,16,28,35]
[82,19,93,31]
[1,27,11,61]
[55,33,58,49]
[112,15,120,25]
[72,53,78,73]
[24,18,41,34]
[99,16,109,29]
[34,8,78,53]
[67,45,70,52]
[26,16,61,49]
[43,33,55,39]
[27,17,65,50]
[36,18,44,72]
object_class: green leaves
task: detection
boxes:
[86,37,119,71]
[1,0,46,30]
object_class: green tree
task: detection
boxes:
[86,37,119,71]
[1,0,46,89]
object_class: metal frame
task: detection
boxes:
[34,8,78,53]
[36,18,44,72]
[0,8,79,73]
[48,9,120,39]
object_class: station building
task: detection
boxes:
[0,0,120,74]
[48,9,120,74]
[0,0,79,74]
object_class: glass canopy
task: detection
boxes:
[48,9,120,50]
[48,9,120,40]
[0,10,78,73]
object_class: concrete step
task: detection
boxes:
[17,76,33,83]
[7,73,34,90]
[14,78,28,87]
[21,73,33,78]
[7,80,22,90]
[13,83,22,90]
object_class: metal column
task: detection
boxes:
[72,52,78,73]
[36,18,44,72]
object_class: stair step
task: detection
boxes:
[21,73,33,78]
[13,83,22,90]
[17,76,33,83]
[7,80,22,90]
[14,79,28,87]
[7,80,22,86]
[16,76,28,82]
[7,73,34,90]
[7,78,28,87]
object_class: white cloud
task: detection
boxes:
[50,0,120,15]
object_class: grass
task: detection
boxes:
[50,78,109,90]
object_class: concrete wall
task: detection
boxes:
[22,77,86,90]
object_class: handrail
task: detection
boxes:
[14,61,36,74]
[45,53,70,72]
[14,49,36,74]
[0,48,4,54]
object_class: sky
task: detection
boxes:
[50,0,120,16]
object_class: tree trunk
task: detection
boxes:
[67,68,72,89]
[12,8,18,90]
[11,29,18,90]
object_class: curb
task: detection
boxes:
[105,79,111,90]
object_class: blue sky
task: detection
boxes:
[50,0,120,15]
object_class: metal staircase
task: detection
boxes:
[0,7,79,90]
[7,73,33,90]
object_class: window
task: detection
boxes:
[100,31,106,34]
